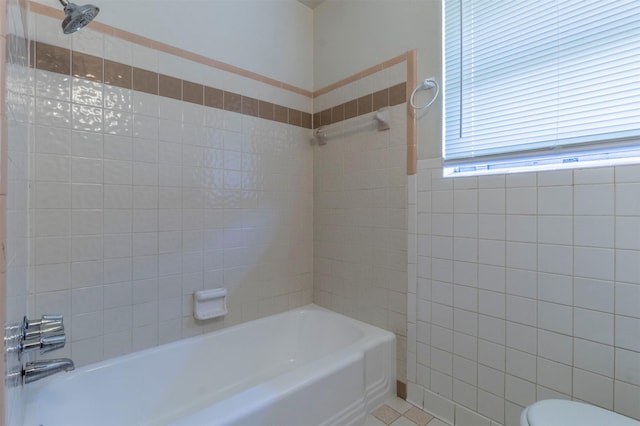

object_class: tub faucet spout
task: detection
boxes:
[23,358,75,384]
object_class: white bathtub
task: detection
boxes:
[23,305,396,426]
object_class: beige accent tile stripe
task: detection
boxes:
[29,3,419,172]
[397,380,407,399]
[31,40,313,129]
[29,0,418,136]
[313,50,418,176]
[313,51,409,98]
[313,82,406,129]
[29,2,314,98]
[0,2,5,38]
[406,49,417,176]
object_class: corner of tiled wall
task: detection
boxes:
[313,61,410,385]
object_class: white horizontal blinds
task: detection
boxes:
[444,0,640,163]
[444,0,462,149]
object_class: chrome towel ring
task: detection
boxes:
[410,78,439,110]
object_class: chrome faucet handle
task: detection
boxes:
[21,314,65,340]
[40,333,67,353]
[21,330,66,354]
[23,314,64,330]
[22,321,64,340]
[18,315,67,354]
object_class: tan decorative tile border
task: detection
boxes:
[30,40,313,129]
[312,50,418,175]
[313,52,409,98]
[397,380,407,399]
[406,50,418,175]
[312,82,407,128]
[28,4,418,169]
[29,2,314,98]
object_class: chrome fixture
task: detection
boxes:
[22,314,64,339]
[20,315,66,354]
[21,332,66,354]
[409,78,439,111]
[58,0,100,34]
[4,314,73,385]
[22,359,75,384]
[23,314,63,329]
[312,107,391,146]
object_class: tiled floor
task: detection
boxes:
[366,398,448,426]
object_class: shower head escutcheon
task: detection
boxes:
[58,0,100,34]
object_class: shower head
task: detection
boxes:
[59,0,99,34]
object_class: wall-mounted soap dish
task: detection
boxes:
[193,288,227,320]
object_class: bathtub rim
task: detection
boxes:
[60,304,395,377]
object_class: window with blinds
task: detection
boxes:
[443,0,640,176]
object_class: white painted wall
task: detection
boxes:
[314,0,438,88]
[314,0,442,158]
[32,0,315,91]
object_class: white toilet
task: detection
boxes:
[521,399,640,426]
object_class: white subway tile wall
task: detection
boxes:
[408,159,640,426]
[313,64,408,382]
[21,15,313,368]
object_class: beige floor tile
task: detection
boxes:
[385,397,413,414]
[404,406,434,426]
[365,415,388,426]
[390,416,421,426]
[372,404,402,425]
[426,419,450,426]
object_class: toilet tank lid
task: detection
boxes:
[526,400,640,426]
